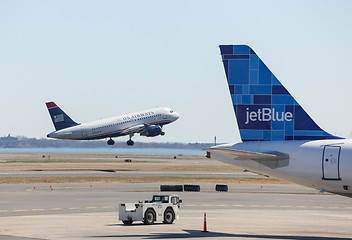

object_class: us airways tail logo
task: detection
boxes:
[245,108,293,125]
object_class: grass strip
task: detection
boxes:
[0,176,288,184]
[0,164,243,171]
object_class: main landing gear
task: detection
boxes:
[127,134,134,146]
[107,138,115,145]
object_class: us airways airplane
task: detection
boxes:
[206,45,352,197]
[46,102,179,146]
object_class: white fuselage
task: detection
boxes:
[47,107,179,140]
[211,139,352,196]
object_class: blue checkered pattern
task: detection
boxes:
[220,45,341,141]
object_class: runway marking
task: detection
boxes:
[2,204,351,214]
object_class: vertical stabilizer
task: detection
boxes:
[46,102,78,131]
[219,45,340,141]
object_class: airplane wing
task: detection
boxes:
[120,124,146,135]
[204,148,289,161]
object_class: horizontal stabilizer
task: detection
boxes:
[204,148,288,161]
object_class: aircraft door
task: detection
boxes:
[322,146,341,180]
[81,126,88,138]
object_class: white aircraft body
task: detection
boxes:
[206,45,352,197]
[46,102,179,146]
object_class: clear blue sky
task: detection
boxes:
[1,0,352,143]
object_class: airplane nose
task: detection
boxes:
[173,112,180,120]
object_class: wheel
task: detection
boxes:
[161,132,165,136]
[122,220,133,225]
[127,140,134,146]
[143,209,155,225]
[163,208,175,224]
[107,139,115,145]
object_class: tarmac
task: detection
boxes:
[1,182,352,240]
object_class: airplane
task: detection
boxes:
[45,102,179,146]
[206,45,352,197]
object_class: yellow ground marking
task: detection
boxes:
[68,207,80,210]
[86,207,97,209]
[232,205,244,207]
[200,204,212,206]
[0,210,9,212]
[328,206,339,209]
[101,206,113,208]
[50,208,62,210]
[248,205,259,207]
[12,209,28,212]
[296,206,306,208]
[31,209,45,211]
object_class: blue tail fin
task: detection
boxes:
[219,45,341,141]
[46,102,78,131]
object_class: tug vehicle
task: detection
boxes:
[119,194,182,225]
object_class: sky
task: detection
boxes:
[1,0,352,144]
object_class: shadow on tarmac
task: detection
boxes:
[92,229,352,239]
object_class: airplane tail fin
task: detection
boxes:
[219,45,341,141]
[46,102,78,131]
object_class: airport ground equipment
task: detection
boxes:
[216,184,228,192]
[160,185,183,191]
[184,184,200,192]
[119,194,182,225]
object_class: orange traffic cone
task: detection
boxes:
[202,212,208,232]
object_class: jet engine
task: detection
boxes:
[141,125,163,137]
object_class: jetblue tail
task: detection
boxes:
[219,45,341,142]
[46,102,78,131]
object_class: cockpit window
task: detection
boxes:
[170,110,174,113]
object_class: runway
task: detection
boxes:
[1,183,352,240]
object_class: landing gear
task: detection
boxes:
[107,138,115,145]
[161,131,165,136]
[127,139,134,146]
[127,134,134,146]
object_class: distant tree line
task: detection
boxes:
[0,136,214,149]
